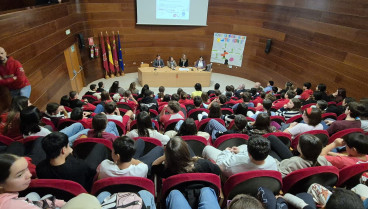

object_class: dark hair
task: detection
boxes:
[46,103,59,115]
[272,86,278,94]
[3,96,28,135]
[60,95,70,107]
[113,136,136,163]
[303,82,312,89]
[262,99,273,116]
[313,91,323,100]
[177,118,198,136]
[295,88,303,95]
[317,83,326,92]
[171,94,179,101]
[269,81,274,86]
[285,81,294,91]
[317,100,328,111]
[234,103,248,116]
[168,101,180,113]
[290,98,302,111]
[128,82,136,93]
[165,136,194,174]
[234,115,248,133]
[140,85,149,97]
[144,90,153,98]
[124,90,131,98]
[100,91,110,101]
[344,133,368,154]
[70,107,83,120]
[0,154,19,183]
[214,90,221,96]
[92,113,107,138]
[253,113,273,133]
[344,97,355,106]
[201,92,209,103]
[104,102,117,114]
[42,132,69,159]
[180,92,187,100]
[335,88,346,103]
[229,194,264,209]
[325,188,364,209]
[137,111,152,137]
[304,108,322,126]
[69,91,77,99]
[347,102,365,118]
[242,92,251,102]
[194,83,202,91]
[193,96,202,107]
[98,81,103,88]
[259,91,266,99]
[109,81,120,94]
[298,134,322,166]
[20,106,41,135]
[90,84,97,91]
[247,135,270,161]
[219,95,227,104]
[208,102,222,118]
[214,83,220,90]
[286,90,296,99]
[163,94,171,102]
[177,88,183,96]
[158,86,165,99]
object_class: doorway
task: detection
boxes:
[64,44,85,92]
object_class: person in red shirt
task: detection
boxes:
[300,82,313,101]
[272,90,296,110]
[0,47,31,98]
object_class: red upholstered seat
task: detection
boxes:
[57,118,88,130]
[82,95,98,103]
[73,137,113,159]
[328,128,364,145]
[0,135,15,146]
[133,137,163,155]
[263,132,292,147]
[301,103,316,111]
[41,117,57,131]
[164,119,184,132]
[117,102,136,111]
[285,114,303,124]
[337,113,347,120]
[197,118,225,131]
[129,119,159,131]
[187,108,209,120]
[91,177,155,196]
[181,135,208,156]
[108,119,126,135]
[337,163,368,189]
[322,113,337,120]
[221,108,234,115]
[292,130,329,149]
[213,134,249,150]
[270,116,285,125]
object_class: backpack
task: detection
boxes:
[101,192,146,209]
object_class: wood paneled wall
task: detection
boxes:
[1,0,367,110]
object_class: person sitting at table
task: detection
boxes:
[167,56,177,69]
[195,56,206,69]
[153,54,164,68]
[178,54,189,67]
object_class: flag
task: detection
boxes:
[105,32,115,73]
[117,31,124,73]
[111,32,120,73]
[99,32,109,74]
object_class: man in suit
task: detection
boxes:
[153,54,164,68]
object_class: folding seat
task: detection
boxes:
[19,179,87,201]
[247,107,256,113]
[337,113,347,120]
[301,103,316,111]
[322,112,337,120]
[181,135,208,156]
[82,95,98,103]
[223,170,282,201]
[133,137,163,155]
[185,104,196,112]
[292,130,329,149]
[137,109,159,118]
[221,108,234,115]
[328,101,336,106]
[64,106,73,112]
[337,163,368,189]
[225,101,237,107]
[91,177,155,196]
[107,119,126,135]
[117,102,136,111]
[164,119,184,132]
[187,108,209,120]
[73,138,113,159]
[57,118,88,130]
[263,132,292,148]
[282,166,339,194]
[328,128,364,145]
[285,114,303,124]
[129,119,159,131]
[197,118,225,132]
[0,135,15,147]
[213,134,249,150]
[270,116,285,126]
[41,117,57,131]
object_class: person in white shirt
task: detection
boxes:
[20,106,52,137]
[195,56,206,69]
[97,136,164,179]
[202,135,278,177]
[104,101,123,123]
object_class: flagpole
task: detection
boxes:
[106,31,115,78]
[112,31,120,77]
[117,30,125,76]
[100,32,110,79]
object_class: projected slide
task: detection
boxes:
[156,0,190,20]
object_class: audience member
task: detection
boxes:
[159,101,184,126]
[284,108,323,139]
[276,98,302,121]
[20,106,51,137]
[300,82,313,101]
[191,83,203,98]
[0,96,29,138]
[128,82,139,95]
[96,81,105,92]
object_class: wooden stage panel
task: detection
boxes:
[138,67,211,87]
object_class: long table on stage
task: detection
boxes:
[138,66,212,87]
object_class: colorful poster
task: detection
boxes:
[210,33,247,67]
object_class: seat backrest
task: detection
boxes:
[91,177,154,196]
[221,108,234,115]
[337,113,347,120]
[187,108,209,120]
[338,163,368,189]
[286,114,303,124]
[108,119,126,135]
[263,132,292,147]
[322,113,337,120]
[292,130,329,149]
[214,134,249,150]
[270,116,285,125]
[82,95,98,103]
[0,135,15,146]
[19,179,87,201]
[282,166,339,194]
[328,128,364,144]
[197,118,225,131]
[117,102,135,111]
[247,107,256,113]
[57,119,77,130]
[41,118,57,131]
[73,138,113,159]
[301,103,316,111]
[164,119,184,132]
[181,135,208,156]
[224,170,282,200]
[133,137,162,155]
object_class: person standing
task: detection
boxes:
[0,47,31,98]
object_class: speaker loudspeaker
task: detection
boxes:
[77,34,85,49]
[265,39,272,54]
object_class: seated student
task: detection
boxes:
[68,91,85,109]
[207,83,220,96]
[128,111,170,145]
[69,107,92,128]
[43,102,68,128]
[232,92,255,110]
[202,135,278,177]
[272,90,296,110]
[166,56,177,69]
[153,54,164,68]
[139,90,158,111]
[300,82,313,101]
[276,98,302,121]
[109,81,125,98]
[218,94,232,108]
[263,80,274,93]
[159,101,185,126]
[97,136,163,179]
[84,84,101,100]
[303,91,323,105]
[156,86,165,100]
[201,92,210,105]
[320,133,368,169]
[329,88,346,103]
[164,118,210,141]
[295,87,303,99]
[166,187,220,209]
[249,113,276,135]
[152,136,221,178]
[36,132,108,190]
[249,99,276,120]
[360,98,368,132]
[0,96,29,138]
[284,108,323,139]
[104,102,123,122]
[224,103,249,126]
[20,106,52,138]
[128,82,139,95]
[96,81,105,92]
[118,90,138,107]
[200,100,222,121]
[191,83,203,98]
[178,92,194,106]
[326,101,364,135]
[252,91,265,107]
[205,115,248,141]
[194,56,206,69]
[315,83,330,102]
